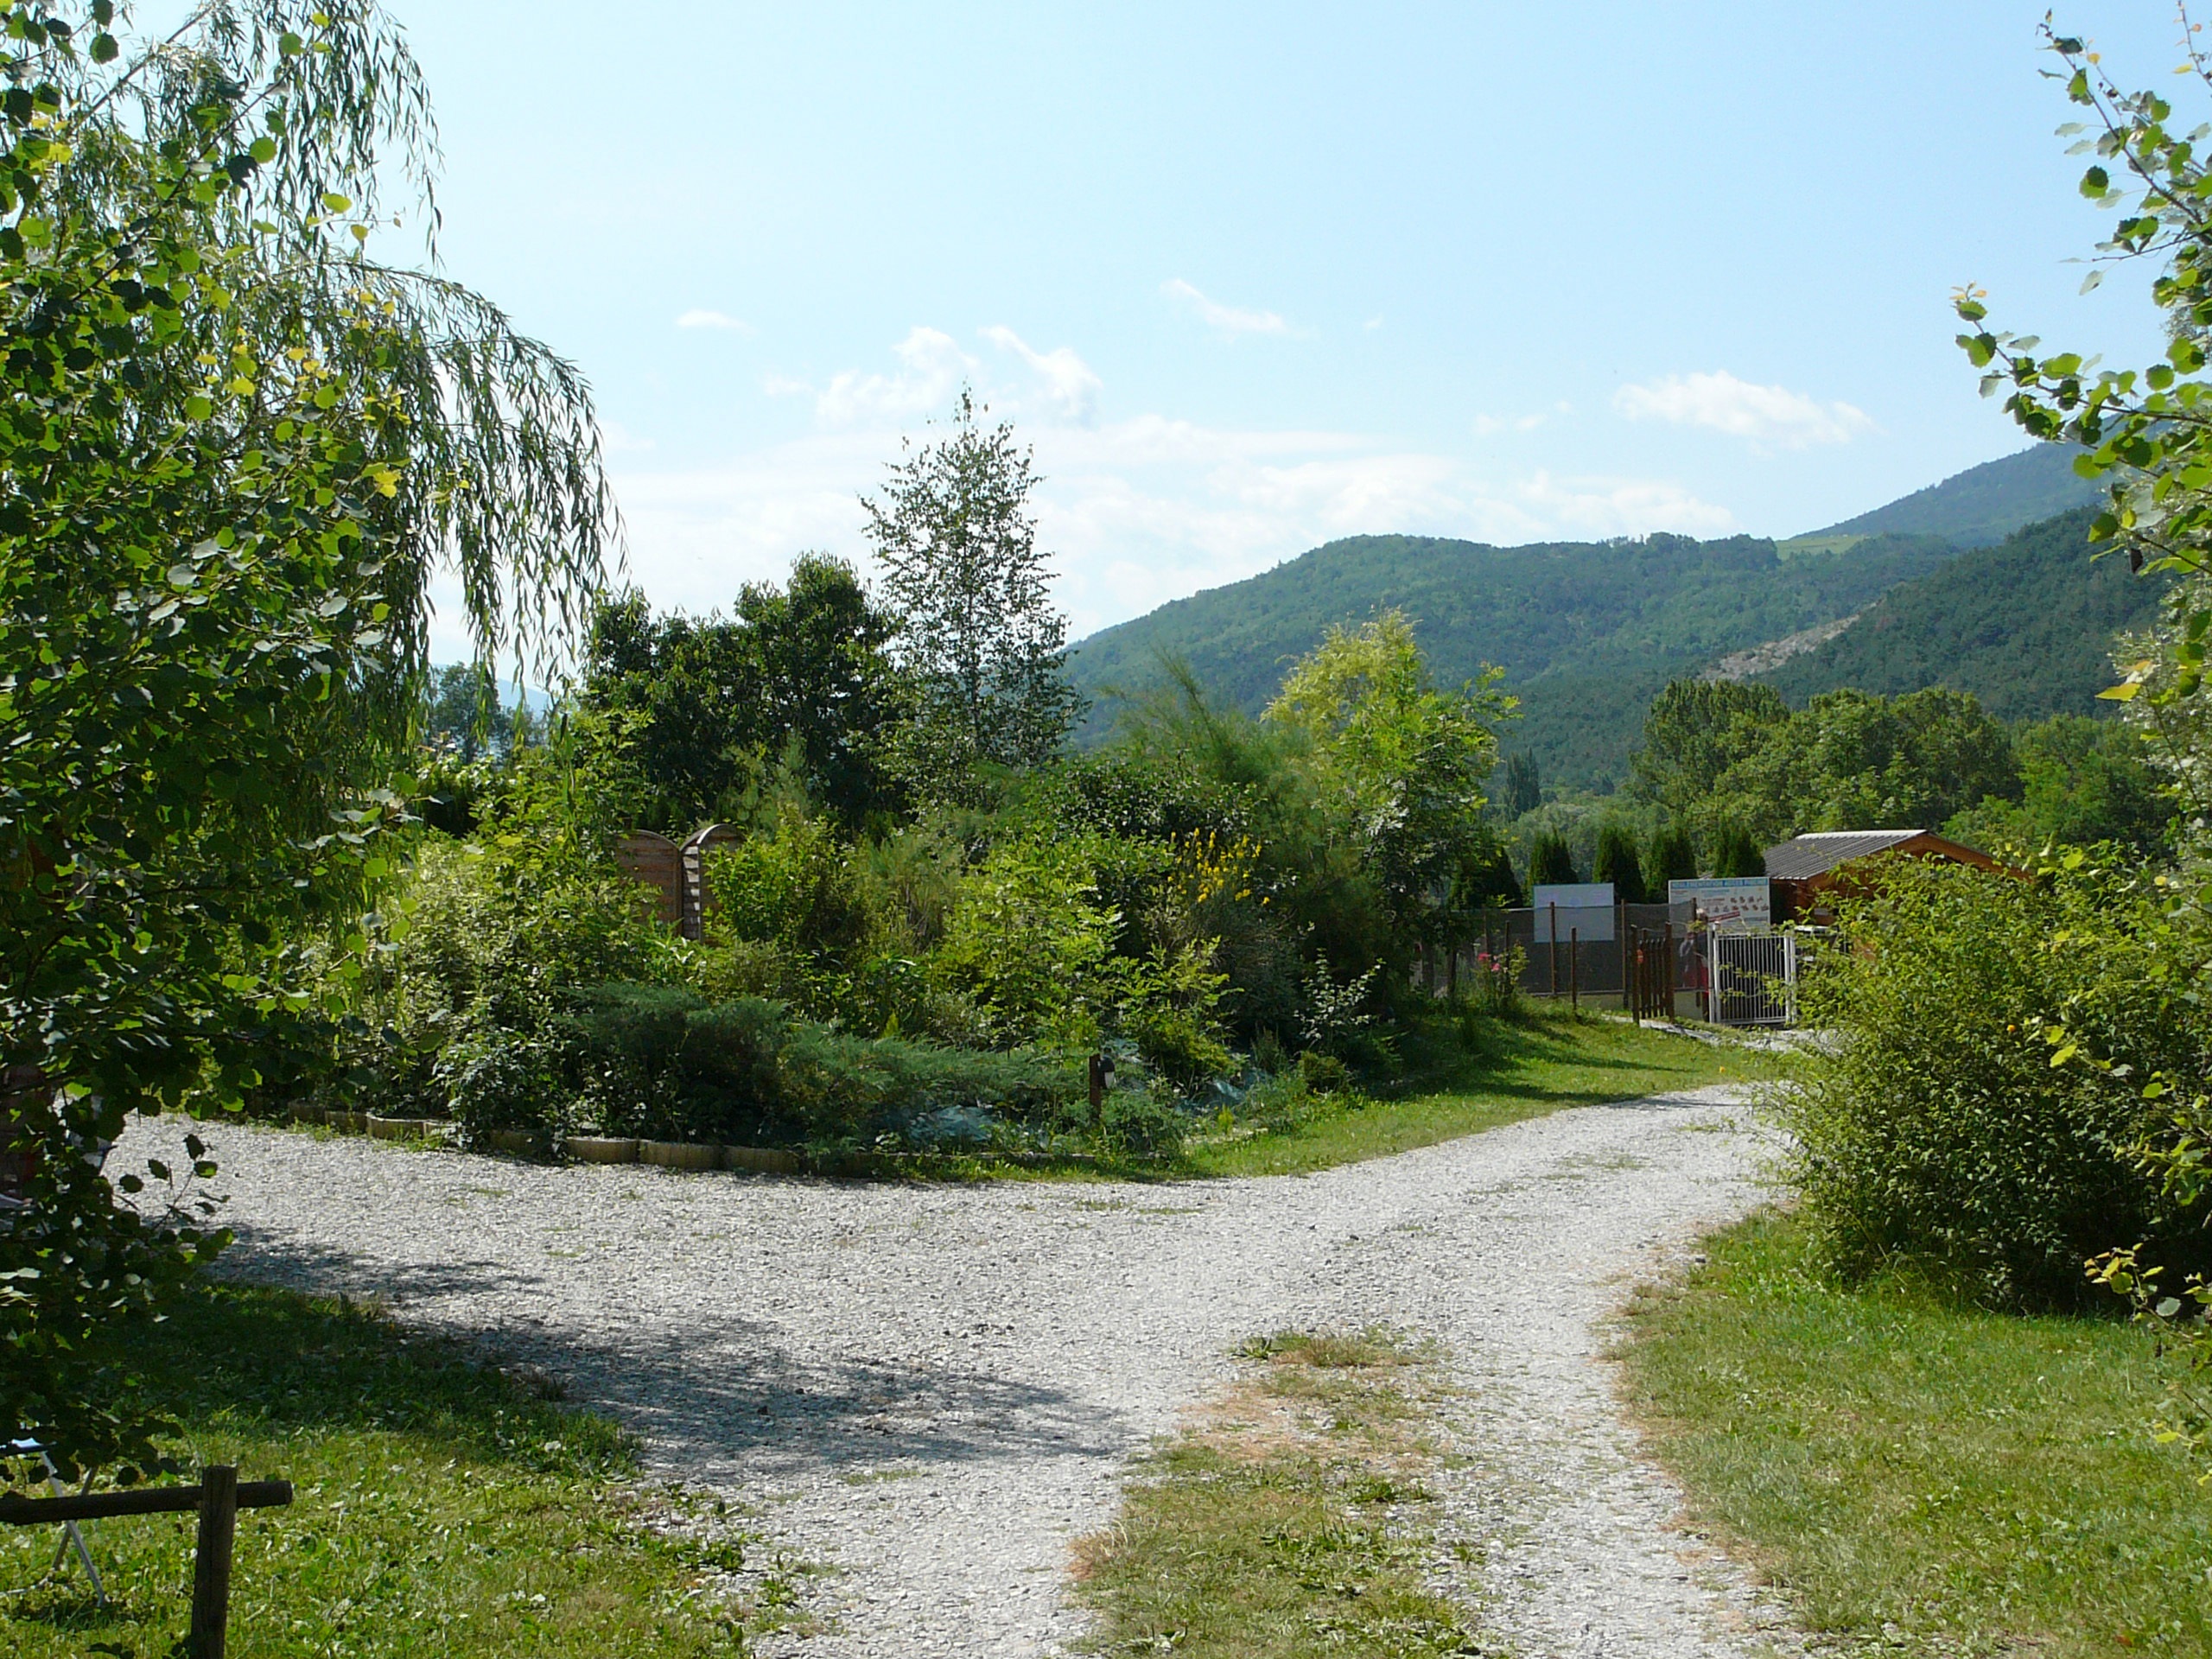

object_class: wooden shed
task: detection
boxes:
[1764,829,2004,924]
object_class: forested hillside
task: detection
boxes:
[1068,531,1955,788]
[1789,442,2101,550]
[1760,508,2167,719]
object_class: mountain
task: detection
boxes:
[1786,443,2102,551]
[1759,508,2168,719]
[1067,531,1956,789]
[1064,442,2134,792]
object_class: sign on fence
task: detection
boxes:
[1531,882,1616,943]
[1667,876,1770,933]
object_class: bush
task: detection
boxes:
[705,809,868,961]
[441,1028,564,1145]
[1099,1090,1185,1158]
[1115,941,1236,1096]
[559,981,1079,1147]
[1783,857,2212,1307]
[1300,1052,1352,1095]
[929,836,1117,1047]
[1462,945,1525,1018]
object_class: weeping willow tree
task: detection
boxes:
[0,1,613,1480]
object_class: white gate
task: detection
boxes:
[1707,931,1797,1027]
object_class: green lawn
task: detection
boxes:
[1619,1209,2212,1658]
[0,1287,804,1657]
[1185,1010,1775,1179]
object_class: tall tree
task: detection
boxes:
[425,664,517,762]
[0,1,609,1480]
[1628,679,1790,818]
[861,391,1081,785]
[1647,823,1699,890]
[1592,824,1648,904]
[1264,610,1512,942]
[1498,750,1541,817]
[1528,830,1579,887]
[580,555,903,830]
[1710,825,1765,879]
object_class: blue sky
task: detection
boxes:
[374,2,2189,652]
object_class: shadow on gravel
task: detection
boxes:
[218,1230,1117,1484]
[221,1225,550,1304]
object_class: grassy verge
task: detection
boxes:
[1,1286,807,1657]
[1072,1327,1500,1659]
[1619,1209,2212,1658]
[1183,1009,1776,1179]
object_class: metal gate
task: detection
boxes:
[1707,931,1796,1026]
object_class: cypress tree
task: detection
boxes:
[1528,830,1579,887]
[1499,751,1541,817]
[1592,824,1648,904]
[1712,823,1765,878]
[1648,823,1699,891]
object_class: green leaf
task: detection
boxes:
[184,394,213,421]
[2098,682,2143,701]
[320,192,352,213]
[2082,165,2111,196]
[89,31,117,63]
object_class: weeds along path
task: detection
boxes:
[127,1090,1801,1658]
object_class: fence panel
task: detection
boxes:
[1707,931,1796,1026]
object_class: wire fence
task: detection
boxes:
[1449,902,1804,1026]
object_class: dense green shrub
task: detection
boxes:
[1783,857,2212,1306]
[1099,1090,1185,1158]
[561,980,1078,1147]
[442,1029,564,1146]
[705,808,868,962]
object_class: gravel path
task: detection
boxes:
[122,1090,1802,1656]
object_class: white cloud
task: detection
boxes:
[980,326,1103,425]
[1161,277,1294,339]
[1613,370,1875,448]
[601,408,1736,644]
[801,326,979,426]
[675,308,753,334]
[1515,471,1739,538]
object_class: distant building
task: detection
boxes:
[1764,829,2004,924]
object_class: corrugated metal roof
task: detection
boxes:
[1763,830,1924,880]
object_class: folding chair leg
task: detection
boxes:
[40,1453,105,1603]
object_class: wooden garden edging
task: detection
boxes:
[0,1465,291,1658]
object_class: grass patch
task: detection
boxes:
[1184,1009,1776,1179]
[1073,1325,1501,1658]
[1,1284,807,1657]
[1619,1208,2212,1658]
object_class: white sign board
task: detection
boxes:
[1668,877,1771,934]
[1532,882,1615,943]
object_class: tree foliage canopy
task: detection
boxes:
[1264,609,1511,938]
[862,390,1080,786]
[0,0,609,1480]
[581,555,903,831]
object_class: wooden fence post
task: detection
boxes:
[1569,928,1579,1013]
[190,1465,238,1659]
